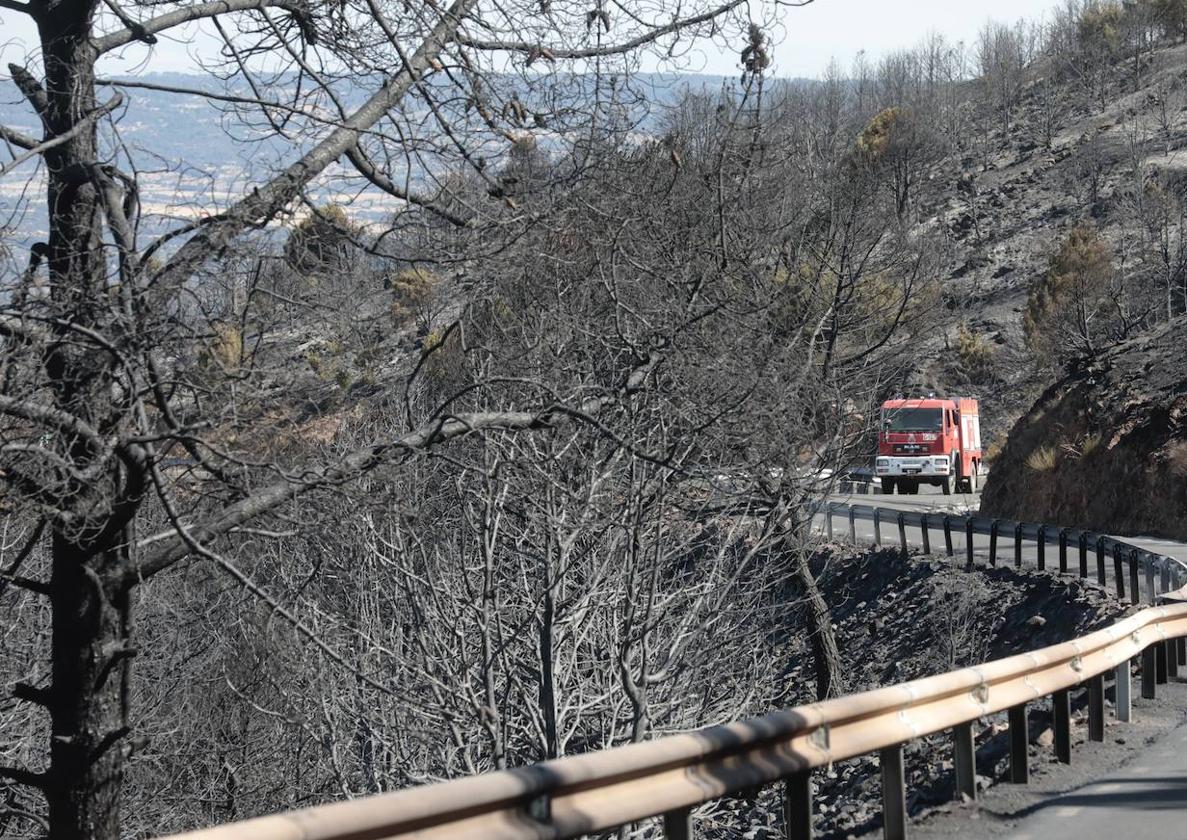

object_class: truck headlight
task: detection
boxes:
[876,458,889,466]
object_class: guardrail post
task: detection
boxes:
[1088,673,1104,742]
[1096,537,1107,586]
[1116,660,1132,722]
[1053,689,1071,764]
[952,722,976,801]
[920,515,931,555]
[965,519,975,569]
[943,516,953,557]
[1168,640,1179,679]
[1130,551,1141,607]
[1058,529,1069,574]
[1145,562,1156,605]
[1157,641,1170,684]
[783,771,812,840]
[989,520,999,567]
[1142,646,1157,699]
[848,507,857,544]
[664,808,693,839]
[897,513,908,559]
[1078,533,1089,579]
[1178,638,1186,668]
[1008,704,1028,783]
[1037,525,1046,571]
[826,506,834,541]
[1113,544,1125,600]
[873,508,882,547]
[1015,523,1023,569]
[880,744,907,840]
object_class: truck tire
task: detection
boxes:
[881,478,897,495]
[968,468,978,493]
[941,476,951,495]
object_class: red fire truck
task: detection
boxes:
[875,397,982,495]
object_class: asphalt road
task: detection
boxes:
[1003,729,1187,840]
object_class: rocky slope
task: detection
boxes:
[900,42,1187,443]
[716,545,1130,839]
[979,316,1187,539]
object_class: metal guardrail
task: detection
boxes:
[820,501,1187,606]
[160,505,1187,840]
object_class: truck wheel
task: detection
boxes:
[941,476,951,495]
[881,478,897,495]
[968,469,978,493]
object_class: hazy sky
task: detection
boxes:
[0,0,1066,78]
[760,0,1064,78]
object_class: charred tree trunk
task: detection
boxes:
[34,5,139,838]
[790,547,844,701]
[538,585,559,760]
[46,536,134,840]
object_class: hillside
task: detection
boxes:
[895,40,1187,442]
[980,316,1187,539]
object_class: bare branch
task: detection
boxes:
[6,63,48,123]
[345,146,469,227]
[0,123,37,151]
[0,92,123,177]
[152,0,477,285]
[456,0,770,58]
[0,518,45,602]
[125,352,660,587]
[94,0,316,53]
[0,396,112,454]
[0,766,47,790]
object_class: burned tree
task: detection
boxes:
[0,2,817,837]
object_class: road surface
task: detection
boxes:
[1005,727,1187,840]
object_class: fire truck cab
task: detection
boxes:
[875,397,982,495]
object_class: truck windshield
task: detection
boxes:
[882,408,943,432]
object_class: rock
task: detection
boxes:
[1027,615,1047,627]
[1035,728,1055,748]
